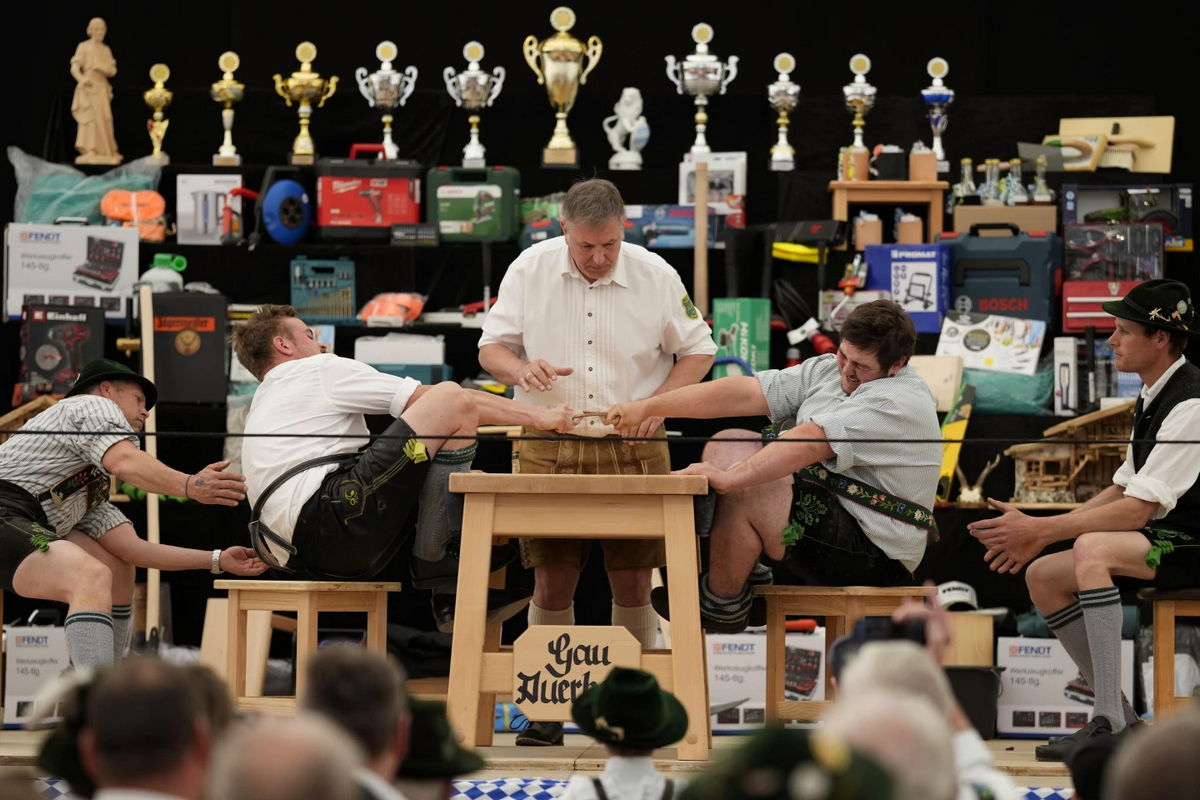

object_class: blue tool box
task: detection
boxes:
[290,256,357,326]
[936,223,1061,324]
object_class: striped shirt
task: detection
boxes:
[756,354,942,572]
[0,395,138,538]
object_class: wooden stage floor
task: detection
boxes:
[1,729,1071,789]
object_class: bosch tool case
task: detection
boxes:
[936,223,1061,323]
[426,166,520,243]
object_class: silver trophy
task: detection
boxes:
[443,41,506,167]
[354,41,417,160]
[767,52,799,172]
[665,23,739,155]
[843,53,876,151]
[921,57,953,173]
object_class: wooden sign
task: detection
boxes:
[512,626,641,721]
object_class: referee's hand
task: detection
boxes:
[189,460,247,507]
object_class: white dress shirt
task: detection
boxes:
[242,354,419,564]
[480,237,716,437]
[1112,356,1200,517]
[357,768,411,800]
[757,354,943,572]
[953,728,1020,800]
[559,755,683,800]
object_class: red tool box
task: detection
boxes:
[315,152,422,241]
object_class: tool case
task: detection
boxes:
[1061,280,1140,333]
[936,223,1061,324]
[426,166,520,243]
[315,156,422,241]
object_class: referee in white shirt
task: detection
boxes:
[0,359,264,672]
[479,179,715,745]
[606,301,942,633]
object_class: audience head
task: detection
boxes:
[77,658,210,800]
[180,663,237,740]
[838,640,956,719]
[825,691,956,800]
[208,715,363,800]
[1103,706,1200,800]
[300,646,410,780]
[571,667,689,755]
[396,699,485,800]
[680,727,893,800]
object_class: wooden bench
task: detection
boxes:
[1137,587,1200,719]
[215,580,401,713]
[755,585,927,722]
[445,473,713,761]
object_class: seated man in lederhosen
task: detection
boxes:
[605,300,941,632]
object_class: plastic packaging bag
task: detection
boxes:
[965,361,1054,415]
[8,146,161,225]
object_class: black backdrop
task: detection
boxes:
[2,1,1196,647]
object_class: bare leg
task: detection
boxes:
[533,563,581,611]
[703,430,793,598]
[1072,531,1155,590]
[12,540,113,613]
[400,382,479,459]
[1026,550,1080,615]
[67,529,135,606]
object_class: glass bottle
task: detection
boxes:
[981,159,1002,205]
[1003,158,1029,205]
[1029,155,1055,204]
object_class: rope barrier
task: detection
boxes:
[3,429,1199,447]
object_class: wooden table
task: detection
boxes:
[829,180,950,247]
[446,473,713,761]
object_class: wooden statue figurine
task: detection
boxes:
[70,17,122,164]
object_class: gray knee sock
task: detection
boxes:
[64,611,115,671]
[1079,587,1127,731]
[414,443,477,561]
[111,604,133,662]
[747,561,774,587]
[1046,600,1138,726]
[699,574,752,625]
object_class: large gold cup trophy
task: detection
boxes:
[523,6,601,167]
[273,42,339,165]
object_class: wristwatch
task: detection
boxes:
[211,549,224,574]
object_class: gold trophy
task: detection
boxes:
[273,42,339,165]
[210,52,244,166]
[523,6,602,167]
[143,63,172,165]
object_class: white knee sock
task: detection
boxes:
[111,604,133,662]
[64,611,114,671]
[612,602,659,649]
[528,601,575,627]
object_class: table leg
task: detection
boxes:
[928,191,944,240]
[295,592,319,702]
[1153,600,1176,719]
[824,615,845,701]
[226,589,246,703]
[446,493,496,749]
[366,591,388,654]
[475,566,506,746]
[765,597,785,724]
[663,495,709,761]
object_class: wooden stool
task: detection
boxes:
[828,180,949,250]
[1137,587,1200,719]
[216,580,400,713]
[755,585,927,722]
[446,473,712,761]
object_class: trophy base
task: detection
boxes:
[213,154,243,167]
[462,157,487,168]
[75,154,123,165]
[936,159,951,174]
[769,161,795,172]
[542,147,578,168]
[289,153,317,166]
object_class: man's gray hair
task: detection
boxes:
[208,714,363,800]
[1105,706,1200,800]
[562,179,625,229]
[839,641,956,719]
[826,691,957,800]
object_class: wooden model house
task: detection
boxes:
[1005,400,1136,505]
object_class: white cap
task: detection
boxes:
[937,580,978,610]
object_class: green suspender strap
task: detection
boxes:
[796,465,939,541]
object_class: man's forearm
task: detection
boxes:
[650,354,715,397]
[1041,495,1156,546]
[101,526,211,571]
[109,449,189,498]
[479,343,525,384]
[721,422,834,491]
[1069,483,1125,515]
[643,376,770,420]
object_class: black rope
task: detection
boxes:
[3,429,1198,447]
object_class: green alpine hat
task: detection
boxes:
[680,727,894,800]
[571,667,689,751]
[396,699,485,780]
[65,358,158,410]
[1102,278,1196,335]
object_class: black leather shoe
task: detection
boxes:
[650,586,749,634]
[432,586,533,634]
[1035,715,1113,762]
[411,543,519,590]
[516,721,564,746]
